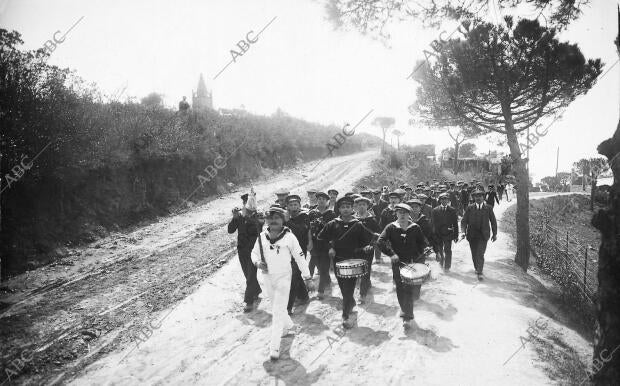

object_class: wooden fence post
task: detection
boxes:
[584,246,588,292]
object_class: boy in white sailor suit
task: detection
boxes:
[252,205,314,360]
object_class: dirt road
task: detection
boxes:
[0,150,378,385]
[70,194,594,385]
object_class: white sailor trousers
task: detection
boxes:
[260,271,294,351]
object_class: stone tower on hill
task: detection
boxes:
[192,74,213,110]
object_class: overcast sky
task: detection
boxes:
[1,0,618,182]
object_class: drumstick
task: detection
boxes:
[335,220,378,243]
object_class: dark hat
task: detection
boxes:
[327,189,339,195]
[406,199,423,207]
[286,194,301,203]
[315,191,329,200]
[336,196,354,208]
[394,203,413,213]
[438,192,450,199]
[404,186,413,191]
[240,193,249,201]
[267,205,287,219]
[275,190,290,196]
[471,188,485,196]
[354,196,372,205]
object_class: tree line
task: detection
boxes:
[0,28,378,278]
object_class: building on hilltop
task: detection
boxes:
[192,74,213,110]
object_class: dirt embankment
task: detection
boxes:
[502,193,601,334]
[502,194,602,250]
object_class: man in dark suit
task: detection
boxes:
[431,193,459,271]
[460,188,498,280]
[485,185,500,208]
[459,183,470,215]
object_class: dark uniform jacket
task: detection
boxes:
[460,189,470,206]
[422,203,433,221]
[317,217,374,262]
[286,210,311,254]
[431,205,459,239]
[308,208,337,252]
[379,206,398,229]
[371,200,388,226]
[412,213,433,244]
[485,192,499,206]
[449,190,460,208]
[425,197,438,208]
[358,214,381,244]
[377,221,427,263]
[461,203,498,241]
[227,214,263,250]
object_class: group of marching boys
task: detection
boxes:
[228,180,498,360]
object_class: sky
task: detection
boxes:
[1,0,618,182]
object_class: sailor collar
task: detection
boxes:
[334,217,358,229]
[265,226,291,244]
[392,220,417,231]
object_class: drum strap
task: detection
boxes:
[336,220,376,242]
[257,234,267,266]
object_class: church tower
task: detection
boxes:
[192,73,213,110]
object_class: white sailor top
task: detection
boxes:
[251,227,311,278]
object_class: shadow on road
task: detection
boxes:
[263,336,327,386]
[399,322,458,352]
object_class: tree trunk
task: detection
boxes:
[591,119,620,385]
[506,127,530,270]
[589,15,620,384]
[0,149,2,282]
[583,165,587,191]
[381,128,386,154]
[591,176,596,211]
[454,143,460,175]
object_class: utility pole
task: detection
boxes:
[555,147,559,177]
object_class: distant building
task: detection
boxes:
[192,74,213,110]
[217,107,248,117]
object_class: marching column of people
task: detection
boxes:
[229,178,501,360]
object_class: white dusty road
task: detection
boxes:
[71,185,593,385]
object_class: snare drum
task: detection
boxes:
[400,263,430,286]
[335,259,368,279]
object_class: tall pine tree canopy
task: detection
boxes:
[411,17,601,147]
[323,0,589,38]
[410,17,601,269]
